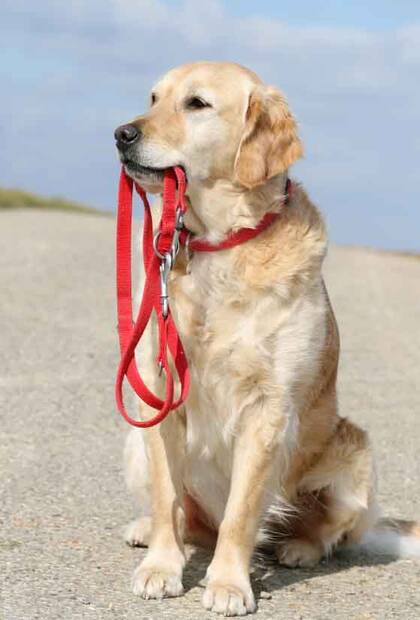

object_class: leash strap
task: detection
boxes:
[115,167,190,428]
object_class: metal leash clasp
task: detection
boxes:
[159,251,172,319]
[154,206,186,319]
[170,207,184,263]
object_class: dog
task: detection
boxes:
[114,61,420,616]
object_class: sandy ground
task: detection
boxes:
[1,209,419,620]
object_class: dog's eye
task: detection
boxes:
[185,96,211,111]
[150,92,157,106]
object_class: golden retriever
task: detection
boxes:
[115,61,419,616]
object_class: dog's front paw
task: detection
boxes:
[202,581,256,616]
[132,562,184,599]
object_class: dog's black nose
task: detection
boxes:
[114,124,140,148]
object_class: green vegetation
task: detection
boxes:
[0,186,106,215]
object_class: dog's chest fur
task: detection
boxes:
[170,244,327,526]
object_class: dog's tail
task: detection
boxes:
[358,518,420,559]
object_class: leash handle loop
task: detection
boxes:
[115,167,190,428]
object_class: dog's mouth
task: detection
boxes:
[122,158,166,180]
[121,158,188,191]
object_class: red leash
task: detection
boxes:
[115,168,291,427]
[115,167,190,427]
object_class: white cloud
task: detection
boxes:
[397,24,420,63]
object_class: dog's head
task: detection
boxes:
[114,61,302,193]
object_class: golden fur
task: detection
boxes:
[117,61,419,616]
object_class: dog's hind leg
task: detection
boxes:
[275,418,378,567]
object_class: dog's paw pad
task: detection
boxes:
[202,582,256,616]
[124,517,152,547]
[132,565,183,599]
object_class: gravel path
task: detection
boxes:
[1,209,419,620]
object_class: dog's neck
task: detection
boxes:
[184,172,289,243]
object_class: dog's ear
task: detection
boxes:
[234,86,303,189]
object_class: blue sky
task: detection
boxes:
[1,1,419,251]
[176,0,420,29]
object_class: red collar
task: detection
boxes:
[180,177,291,253]
[115,168,291,428]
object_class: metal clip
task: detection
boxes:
[153,231,165,260]
[159,252,172,318]
[175,207,184,231]
[153,208,185,263]
[170,208,185,263]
